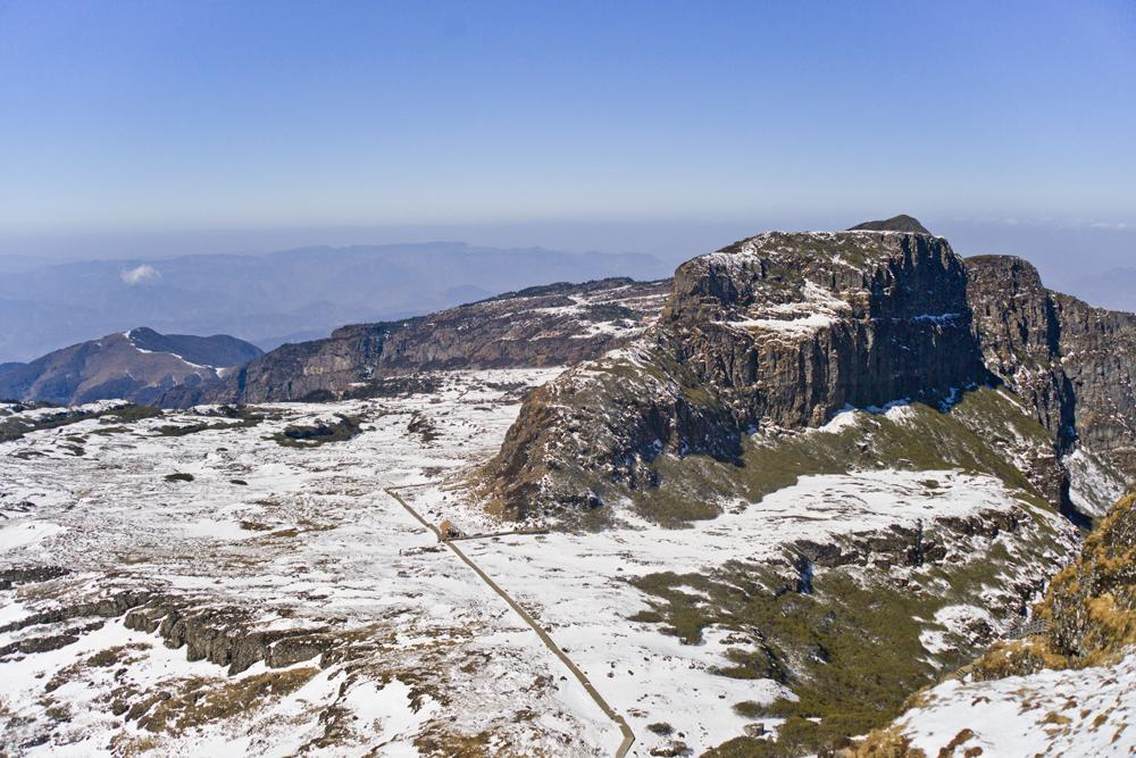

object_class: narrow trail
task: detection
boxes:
[383,486,636,758]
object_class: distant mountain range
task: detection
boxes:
[0,242,666,363]
[0,327,262,405]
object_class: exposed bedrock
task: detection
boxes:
[485,225,1136,521]
[967,255,1136,484]
[123,599,333,674]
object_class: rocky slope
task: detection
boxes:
[0,328,262,406]
[850,490,1136,756]
[168,277,669,405]
[483,221,1136,524]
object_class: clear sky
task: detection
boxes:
[1,0,1133,241]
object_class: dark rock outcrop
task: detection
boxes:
[123,599,332,674]
[485,225,1136,521]
[966,255,1136,482]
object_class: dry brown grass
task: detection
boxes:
[135,667,318,733]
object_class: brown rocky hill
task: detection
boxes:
[167,277,670,405]
[483,222,1136,523]
[0,327,262,406]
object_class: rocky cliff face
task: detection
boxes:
[663,231,987,427]
[170,277,669,405]
[484,226,1136,522]
[484,230,999,519]
[966,254,1136,515]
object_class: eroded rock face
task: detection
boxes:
[965,255,1074,446]
[664,231,987,426]
[485,229,1136,521]
[170,277,669,405]
[123,598,332,674]
[966,255,1136,482]
[1051,294,1136,474]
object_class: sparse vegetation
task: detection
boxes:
[847,490,1136,754]
[631,502,1062,757]
[0,403,159,443]
[156,406,266,436]
[134,667,318,733]
[961,491,1136,679]
[622,387,1054,527]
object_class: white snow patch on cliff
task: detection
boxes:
[1065,446,1127,519]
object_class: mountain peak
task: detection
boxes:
[848,214,931,235]
[0,328,262,405]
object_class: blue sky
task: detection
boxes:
[0,0,1133,240]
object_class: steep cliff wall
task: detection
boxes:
[485,230,1136,522]
[966,255,1136,513]
[484,231,1004,519]
[663,231,987,428]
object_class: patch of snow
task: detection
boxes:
[1064,446,1127,519]
[342,679,439,756]
[0,520,65,550]
[818,408,859,433]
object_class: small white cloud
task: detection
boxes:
[120,264,160,286]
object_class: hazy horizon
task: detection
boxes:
[2,1,1134,357]
[1,213,1131,306]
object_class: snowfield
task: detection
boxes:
[1,370,619,756]
[0,369,1078,756]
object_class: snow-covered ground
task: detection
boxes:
[891,649,1136,755]
[0,369,1077,756]
[1,369,619,756]
[442,469,1067,752]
